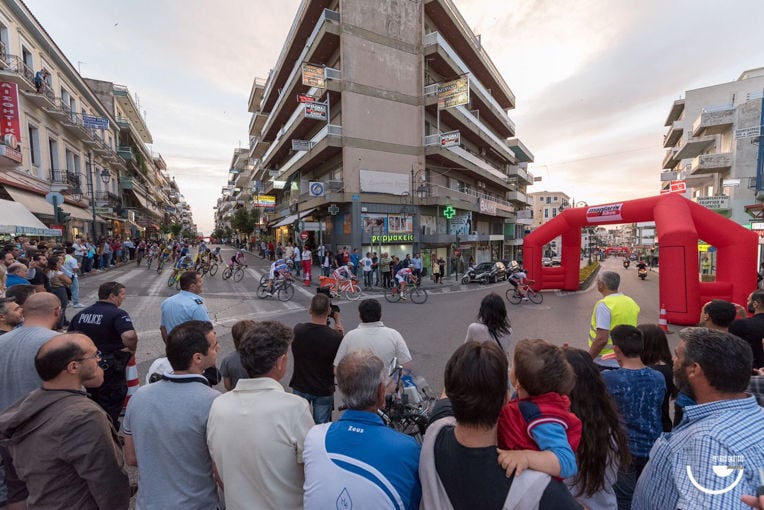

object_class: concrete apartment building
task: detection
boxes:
[229,0,534,270]
[0,0,189,242]
[661,68,764,229]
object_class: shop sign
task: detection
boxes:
[301,63,325,88]
[479,198,497,215]
[371,234,415,243]
[437,76,469,110]
[254,195,275,208]
[0,82,21,146]
[696,195,730,210]
[304,101,327,121]
[440,130,460,148]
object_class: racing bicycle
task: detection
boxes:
[156,254,170,273]
[384,276,427,304]
[222,263,247,282]
[505,279,543,304]
[257,274,295,301]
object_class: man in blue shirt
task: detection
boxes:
[159,271,209,343]
[303,350,421,509]
[633,328,764,510]
[601,325,665,510]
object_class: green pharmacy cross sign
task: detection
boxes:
[328,204,340,216]
[443,205,456,219]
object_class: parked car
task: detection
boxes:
[462,261,507,284]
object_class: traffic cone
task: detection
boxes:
[659,304,669,332]
[123,354,140,409]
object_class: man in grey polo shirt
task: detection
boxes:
[122,320,221,510]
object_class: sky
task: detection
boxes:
[24,0,764,234]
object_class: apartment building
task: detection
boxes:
[528,191,570,229]
[661,67,764,229]
[235,0,534,270]
[215,147,251,234]
[0,0,189,242]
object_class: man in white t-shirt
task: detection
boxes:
[359,252,373,288]
[333,299,412,370]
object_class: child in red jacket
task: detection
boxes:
[497,338,582,479]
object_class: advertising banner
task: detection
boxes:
[302,63,325,88]
[440,130,460,148]
[586,204,623,223]
[254,195,276,208]
[82,115,109,130]
[388,214,413,234]
[0,82,21,144]
[304,102,328,121]
[438,76,469,110]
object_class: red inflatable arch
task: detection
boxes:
[523,194,757,325]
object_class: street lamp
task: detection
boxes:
[85,152,111,240]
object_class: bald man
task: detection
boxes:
[0,334,130,510]
[0,292,62,508]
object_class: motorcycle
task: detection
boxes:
[378,358,436,444]
[461,263,496,284]
[638,266,647,280]
[623,259,630,269]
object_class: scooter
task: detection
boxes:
[638,267,647,280]
[461,265,492,284]
[623,259,630,269]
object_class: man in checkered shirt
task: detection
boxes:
[633,328,764,509]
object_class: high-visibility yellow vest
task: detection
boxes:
[589,294,640,357]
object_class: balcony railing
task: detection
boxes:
[1,55,34,85]
[49,169,72,187]
[276,124,342,178]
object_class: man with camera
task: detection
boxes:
[290,292,344,424]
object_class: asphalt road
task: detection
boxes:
[76,249,668,395]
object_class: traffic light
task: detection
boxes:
[54,206,70,223]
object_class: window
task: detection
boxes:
[48,137,59,171]
[28,124,40,167]
[544,208,549,218]
[552,208,557,217]
[21,47,33,70]
[553,196,558,201]
[546,196,551,204]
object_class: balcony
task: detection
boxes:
[0,144,22,167]
[424,31,515,136]
[249,136,270,159]
[689,152,732,175]
[42,98,72,122]
[506,190,529,205]
[437,104,516,163]
[61,112,93,141]
[0,40,7,69]
[48,169,71,191]
[113,85,153,143]
[19,80,56,108]
[95,191,120,205]
[674,134,715,161]
[117,146,134,162]
[249,112,268,136]
[664,99,685,126]
[662,148,680,169]
[260,6,340,113]
[692,106,734,136]
[507,164,533,185]
[0,55,34,89]
[423,0,515,109]
[425,136,511,189]
[248,77,267,113]
[273,124,343,181]
[663,120,684,148]
[506,138,534,163]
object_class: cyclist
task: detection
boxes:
[332,261,354,282]
[211,246,222,263]
[229,249,247,269]
[136,239,147,266]
[267,258,294,294]
[507,261,528,299]
[146,242,159,267]
[395,265,413,300]
[175,252,194,272]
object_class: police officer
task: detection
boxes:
[159,270,220,385]
[159,270,210,343]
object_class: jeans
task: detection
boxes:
[101,253,110,268]
[363,271,372,287]
[293,390,334,424]
[71,275,80,304]
[614,455,649,510]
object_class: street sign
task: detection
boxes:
[309,182,325,197]
[82,115,109,130]
[300,231,309,242]
[45,191,64,206]
[352,194,360,201]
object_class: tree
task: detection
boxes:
[230,207,260,236]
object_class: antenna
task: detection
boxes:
[77,61,86,74]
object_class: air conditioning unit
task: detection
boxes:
[327,180,343,190]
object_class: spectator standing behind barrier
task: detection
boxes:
[728,290,764,370]
[563,347,631,510]
[303,351,421,509]
[601,325,665,510]
[122,321,221,510]
[291,294,343,424]
[637,324,676,432]
[633,328,764,509]
[0,333,130,510]
[207,321,314,510]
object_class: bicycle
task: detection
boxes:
[156,254,169,273]
[145,252,156,270]
[167,268,183,290]
[505,279,543,304]
[384,276,428,304]
[222,263,247,282]
[256,274,295,301]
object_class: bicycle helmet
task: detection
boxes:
[347,261,354,267]
[286,259,295,267]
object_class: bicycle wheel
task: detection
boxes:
[256,284,270,299]
[222,267,232,280]
[259,274,268,285]
[506,288,522,305]
[145,257,152,270]
[277,283,295,302]
[156,260,164,273]
[343,282,362,301]
[167,274,177,288]
[233,267,244,282]
[175,278,181,291]
[409,287,428,304]
[208,263,218,276]
[529,289,544,304]
[384,287,401,303]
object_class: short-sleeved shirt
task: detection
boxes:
[160,291,210,335]
[220,352,248,389]
[334,322,412,367]
[69,301,135,354]
[62,255,79,278]
[602,367,665,457]
[123,374,220,510]
[0,326,59,412]
[728,314,764,369]
[290,323,343,396]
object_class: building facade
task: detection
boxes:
[228,0,534,272]
[0,0,190,242]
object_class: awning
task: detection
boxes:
[271,208,316,228]
[126,188,151,210]
[0,198,61,236]
[4,186,105,223]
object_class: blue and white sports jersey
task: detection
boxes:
[303,410,421,510]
